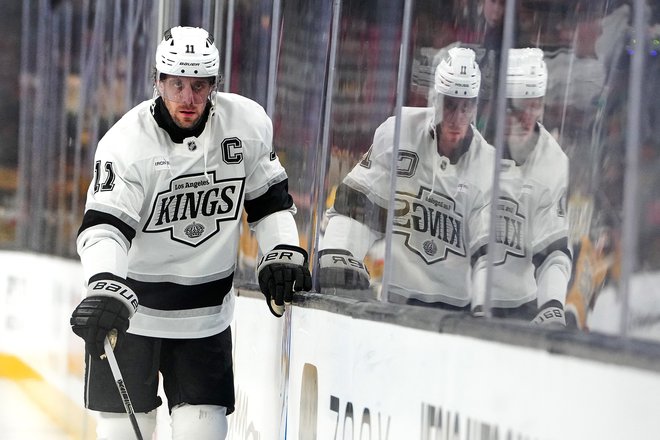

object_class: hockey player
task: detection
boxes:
[69,26,311,439]
[473,48,572,326]
[319,47,494,310]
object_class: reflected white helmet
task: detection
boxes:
[434,47,481,98]
[506,48,547,98]
[155,26,219,78]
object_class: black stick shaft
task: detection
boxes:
[104,336,144,440]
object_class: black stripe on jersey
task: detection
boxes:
[470,244,488,267]
[78,209,137,244]
[126,274,234,311]
[244,179,294,223]
[333,183,388,233]
[532,237,571,270]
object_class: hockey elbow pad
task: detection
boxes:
[318,248,370,290]
[531,300,566,327]
[257,245,312,317]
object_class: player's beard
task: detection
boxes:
[438,122,468,155]
[163,100,205,129]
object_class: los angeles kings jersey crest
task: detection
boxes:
[338,107,494,306]
[143,171,244,247]
[393,186,466,265]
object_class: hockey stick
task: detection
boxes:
[103,330,144,440]
[278,304,292,440]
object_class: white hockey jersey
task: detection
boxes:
[325,106,494,306]
[77,93,296,338]
[488,123,572,307]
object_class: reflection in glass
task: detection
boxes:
[320,46,494,313]
[482,48,572,328]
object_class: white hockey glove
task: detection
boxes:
[318,249,370,290]
[257,245,312,317]
[531,300,566,327]
[70,273,138,358]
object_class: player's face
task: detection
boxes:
[483,0,505,27]
[158,75,214,129]
[505,97,544,147]
[439,96,477,149]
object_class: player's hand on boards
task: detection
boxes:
[531,300,566,327]
[70,273,138,358]
[318,248,370,290]
[257,245,312,317]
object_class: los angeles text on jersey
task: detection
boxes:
[143,171,245,247]
[392,186,465,264]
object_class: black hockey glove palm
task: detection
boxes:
[318,248,370,290]
[70,274,138,358]
[257,244,312,317]
[531,300,566,327]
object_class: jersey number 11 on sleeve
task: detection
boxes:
[93,160,116,193]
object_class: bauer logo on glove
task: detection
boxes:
[90,279,139,313]
[318,248,370,290]
[257,244,312,317]
[70,273,138,358]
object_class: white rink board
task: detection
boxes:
[285,307,660,440]
[2,251,660,439]
[0,251,84,389]
[228,295,286,438]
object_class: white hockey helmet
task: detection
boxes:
[434,47,481,98]
[155,26,219,78]
[506,48,547,99]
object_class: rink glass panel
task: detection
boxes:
[526,2,617,334]
[384,0,660,341]
[5,0,660,343]
[314,0,404,297]
[509,1,660,340]
[231,0,335,284]
[384,0,494,307]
